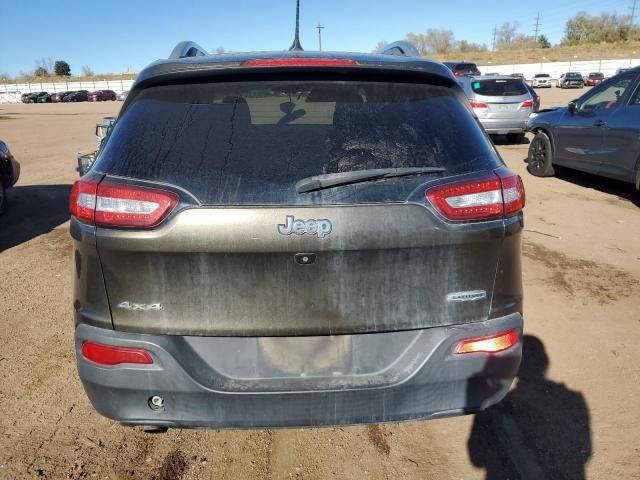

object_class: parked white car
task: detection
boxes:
[532,73,552,88]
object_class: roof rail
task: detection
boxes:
[379,41,421,58]
[169,41,209,59]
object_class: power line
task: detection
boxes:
[316,24,325,51]
[533,12,542,41]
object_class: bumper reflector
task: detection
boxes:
[454,330,518,355]
[81,341,153,366]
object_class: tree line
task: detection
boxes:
[376,11,638,54]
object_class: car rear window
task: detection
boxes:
[95,80,499,205]
[534,74,549,78]
[471,79,528,96]
[455,63,478,71]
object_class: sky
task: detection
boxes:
[0,0,631,76]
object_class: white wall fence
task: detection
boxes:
[0,57,639,103]
[0,79,134,104]
[478,58,640,80]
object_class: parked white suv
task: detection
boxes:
[532,73,552,88]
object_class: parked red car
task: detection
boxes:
[586,72,605,86]
[88,90,117,102]
[51,91,71,103]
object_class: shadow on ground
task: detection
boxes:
[0,184,71,252]
[554,167,640,207]
[467,335,591,480]
[491,135,531,146]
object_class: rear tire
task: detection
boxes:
[0,181,7,216]
[507,133,525,144]
[527,131,555,177]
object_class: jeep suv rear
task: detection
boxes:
[70,44,524,429]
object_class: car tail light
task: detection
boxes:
[82,341,153,366]
[470,100,488,109]
[454,330,518,354]
[499,171,526,216]
[70,175,99,223]
[70,177,179,228]
[426,170,525,221]
[453,71,463,77]
[520,100,534,108]
[241,58,357,67]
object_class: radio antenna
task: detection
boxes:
[289,0,304,51]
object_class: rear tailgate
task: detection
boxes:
[93,77,506,336]
[96,203,503,335]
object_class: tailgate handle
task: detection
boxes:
[593,120,607,127]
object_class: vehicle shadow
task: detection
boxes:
[554,167,640,207]
[467,335,591,480]
[0,184,71,252]
[491,135,531,146]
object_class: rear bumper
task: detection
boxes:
[75,313,523,429]
[479,118,529,134]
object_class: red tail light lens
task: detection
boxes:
[454,330,518,354]
[69,176,99,223]
[453,71,463,77]
[426,171,525,221]
[70,178,178,228]
[94,181,178,228]
[241,58,357,67]
[520,100,534,108]
[498,171,526,216]
[470,100,488,109]
[82,341,153,366]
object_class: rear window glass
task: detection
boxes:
[96,80,499,205]
[471,79,528,96]
[566,73,582,78]
[455,63,478,71]
[534,74,549,78]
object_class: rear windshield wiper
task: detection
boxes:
[295,167,447,194]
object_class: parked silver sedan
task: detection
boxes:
[458,76,534,143]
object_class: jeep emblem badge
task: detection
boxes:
[278,215,332,238]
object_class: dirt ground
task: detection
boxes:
[0,88,639,480]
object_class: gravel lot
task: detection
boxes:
[0,88,639,479]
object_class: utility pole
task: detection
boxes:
[533,12,541,42]
[316,23,325,51]
[630,0,638,41]
[492,25,498,51]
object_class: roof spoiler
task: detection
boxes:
[379,41,421,57]
[169,41,208,59]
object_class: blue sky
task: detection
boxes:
[0,0,628,76]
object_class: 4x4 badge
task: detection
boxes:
[278,215,332,238]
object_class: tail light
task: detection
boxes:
[70,177,178,228]
[470,100,488,109]
[426,170,525,221]
[453,71,463,77]
[82,341,153,366]
[241,58,357,67]
[520,100,534,108]
[454,330,518,354]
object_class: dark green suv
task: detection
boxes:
[70,41,525,430]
